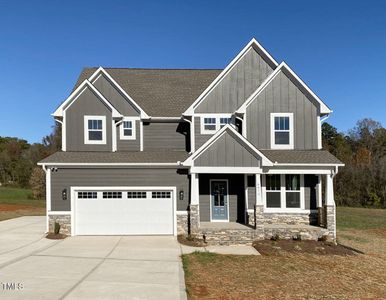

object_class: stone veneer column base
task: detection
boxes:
[48,214,71,235]
[324,205,336,241]
[176,213,188,235]
[189,204,200,235]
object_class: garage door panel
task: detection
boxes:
[75,190,174,235]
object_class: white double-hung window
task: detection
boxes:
[84,116,106,144]
[120,117,136,140]
[270,113,294,149]
[200,115,232,134]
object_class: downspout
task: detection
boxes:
[182,116,194,154]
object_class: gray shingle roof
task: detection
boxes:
[74,68,221,117]
[39,151,189,164]
[260,150,343,165]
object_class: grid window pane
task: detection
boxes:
[274,117,289,130]
[89,131,102,141]
[204,118,216,131]
[152,191,171,199]
[266,174,281,191]
[275,132,289,144]
[285,175,300,191]
[286,192,300,208]
[219,117,231,128]
[124,129,132,136]
[266,192,281,208]
[102,192,122,199]
[127,191,147,199]
[78,192,97,199]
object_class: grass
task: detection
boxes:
[182,207,386,299]
[0,187,45,221]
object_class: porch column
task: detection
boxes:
[254,174,264,232]
[316,175,323,226]
[189,173,200,234]
[324,174,336,241]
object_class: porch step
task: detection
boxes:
[198,227,261,246]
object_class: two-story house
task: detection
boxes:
[39,39,343,243]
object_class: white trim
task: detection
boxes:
[38,162,182,167]
[184,38,278,116]
[70,186,177,236]
[256,174,262,206]
[270,113,294,149]
[244,174,249,210]
[236,62,332,115]
[183,124,273,167]
[89,67,149,119]
[53,80,122,118]
[62,112,66,151]
[316,175,322,207]
[199,114,233,135]
[265,169,333,175]
[44,166,51,233]
[209,179,230,222]
[190,173,199,205]
[273,163,345,167]
[191,117,195,152]
[47,211,71,215]
[84,115,107,145]
[140,121,144,151]
[176,211,188,215]
[119,117,138,140]
[317,115,322,149]
[112,119,117,152]
[191,167,262,174]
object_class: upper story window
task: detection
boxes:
[270,113,294,149]
[84,115,106,144]
[120,117,136,140]
[200,114,233,134]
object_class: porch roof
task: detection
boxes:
[260,150,343,166]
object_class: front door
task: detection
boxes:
[211,180,228,221]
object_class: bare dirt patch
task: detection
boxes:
[45,233,67,240]
[0,204,38,211]
[254,239,356,256]
[178,235,206,247]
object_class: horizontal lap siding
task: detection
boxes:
[199,174,245,223]
[246,71,318,149]
[144,122,189,151]
[116,120,140,151]
[194,117,211,149]
[66,87,112,151]
[195,47,274,113]
[50,168,189,211]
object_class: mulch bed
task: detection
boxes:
[254,239,357,256]
[45,233,67,240]
[178,234,206,247]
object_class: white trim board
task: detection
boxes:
[119,117,138,140]
[53,80,122,118]
[236,62,332,115]
[270,113,294,150]
[183,38,278,116]
[84,115,107,145]
[88,67,149,118]
[183,124,273,167]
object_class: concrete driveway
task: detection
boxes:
[0,217,187,300]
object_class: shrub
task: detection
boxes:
[54,222,60,234]
[29,167,45,199]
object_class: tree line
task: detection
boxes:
[0,119,385,207]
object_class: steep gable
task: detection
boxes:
[194,46,275,113]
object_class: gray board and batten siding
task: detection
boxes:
[50,168,190,211]
[195,47,274,113]
[246,70,319,150]
[116,120,140,151]
[65,87,113,152]
[92,73,140,116]
[194,130,260,167]
[143,122,190,151]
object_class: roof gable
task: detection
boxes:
[237,62,332,115]
[184,38,278,116]
[184,125,273,167]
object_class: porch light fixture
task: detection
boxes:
[62,189,67,201]
[179,190,184,201]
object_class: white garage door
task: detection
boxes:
[74,188,174,235]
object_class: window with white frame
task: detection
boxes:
[84,116,106,144]
[120,117,136,140]
[285,174,301,208]
[266,174,281,208]
[270,113,293,149]
[264,174,304,211]
[200,115,233,134]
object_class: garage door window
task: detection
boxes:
[78,192,97,199]
[127,191,147,199]
[103,192,122,199]
[152,191,171,198]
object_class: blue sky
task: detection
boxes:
[0,0,385,143]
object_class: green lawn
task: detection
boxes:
[336,206,386,230]
[0,187,45,207]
